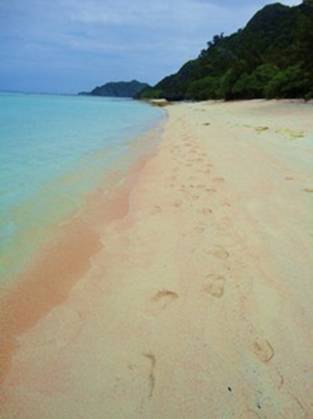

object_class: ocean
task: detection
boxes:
[0,92,164,282]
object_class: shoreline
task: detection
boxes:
[1,100,313,418]
[0,94,165,282]
[0,120,165,385]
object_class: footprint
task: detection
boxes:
[213,177,225,183]
[202,208,213,215]
[209,245,229,260]
[143,353,156,398]
[203,274,226,298]
[152,205,162,214]
[304,188,313,193]
[173,200,182,208]
[195,225,206,233]
[285,176,294,181]
[151,290,179,310]
[253,338,274,363]
[239,410,261,419]
[203,122,211,126]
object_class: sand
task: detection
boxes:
[1,100,313,418]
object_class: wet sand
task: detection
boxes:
[1,100,313,418]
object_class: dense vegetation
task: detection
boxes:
[79,80,149,98]
[139,1,313,101]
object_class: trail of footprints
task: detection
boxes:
[140,133,275,400]
[166,135,227,216]
[150,243,231,309]
[163,135,231,304]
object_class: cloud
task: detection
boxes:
[0,0,303,93]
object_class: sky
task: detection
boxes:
[0,0,301,94]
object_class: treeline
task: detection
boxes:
[139,1,313,101]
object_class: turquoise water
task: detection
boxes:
[0,92,163,280]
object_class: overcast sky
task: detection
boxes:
[0,0,301,93]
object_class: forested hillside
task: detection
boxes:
[80,80,149,98]
[139,1,313,101]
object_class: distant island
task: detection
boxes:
[79,80,150,98]
[139,0,313,101]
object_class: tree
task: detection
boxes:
[232,64,279,99]
[186,76,221,100]
[265,65,310,98]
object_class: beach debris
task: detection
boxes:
[275,128,305,139]
[149,99,170,107]
[255,126,269,133]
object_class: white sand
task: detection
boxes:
[1,100,313,418]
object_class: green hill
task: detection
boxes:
[139,1,313,101]
[80,80,150,98]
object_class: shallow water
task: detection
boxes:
[0,93,163,281]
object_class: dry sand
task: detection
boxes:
[1,100,313,418]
